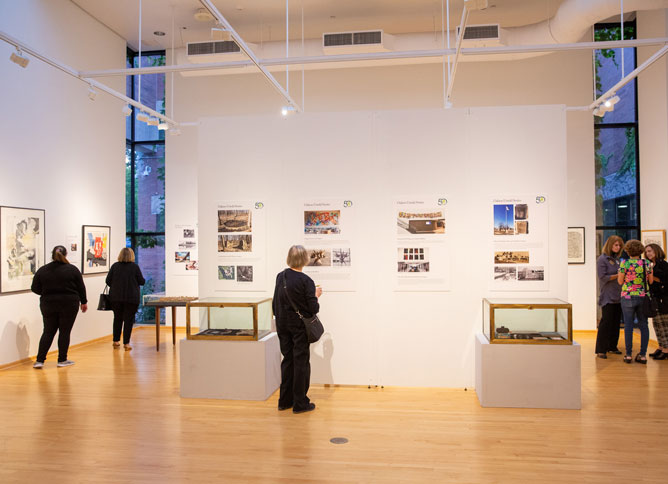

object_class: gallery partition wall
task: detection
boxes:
[125,48,166,323]
[594,21,641,252]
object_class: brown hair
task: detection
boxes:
[118,247,135,263]
[602,235,624,257]
[624,239,644,258]
[286,245,309,269]
[51,245,69,264]
[646,243,666,262]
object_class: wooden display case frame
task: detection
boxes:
[483,299,573,345]
[185,298,272,341]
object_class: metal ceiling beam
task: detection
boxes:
[79,38,668,79]
[0,30,180,127]
[445,3,470,106]
[199,0,301,112]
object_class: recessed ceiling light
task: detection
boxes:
[154,31,166,36]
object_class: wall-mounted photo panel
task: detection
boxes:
[394,196,450,291]
[215,200,266,291]
[302,199,356,292]
[567,227,585,264]
[491,195,549,291]
[173,224,198,276]
[0,206,46,293]
[82,225,110,275]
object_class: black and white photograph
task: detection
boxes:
[237,265,253,282]
[178,240,197,249]
[397,261,430,273]
[218,234,252,252]
[183,228,195,238]
[518,266,545,281]
[218,209,252,233]
[306,249,332,267]
[218,265,235,280]
[494,266,517,281]
[332,248,351,266]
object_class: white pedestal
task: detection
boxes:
[475,333,581,409]
[179,332,281,401]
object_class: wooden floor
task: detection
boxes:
[1,329,667,483]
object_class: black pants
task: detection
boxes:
[36,300,79,363]
[595,303,622,354]
[111,301,138,344]
[277,317,311,411]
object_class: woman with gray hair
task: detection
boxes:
[272,245,322,414]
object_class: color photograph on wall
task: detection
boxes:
[491,195,549,291]
[302,199,356,292]
[82,225,110,274]
[216,200,266,291]
[394,196,450,291]
[0,206,45,293]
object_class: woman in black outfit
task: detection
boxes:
[595,235,624,358]
[273,245,322,414]
[105,248,145,351]
[646,244,668,360]
[31,245,88,368]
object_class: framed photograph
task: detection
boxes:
[0,206,46,293]
[641,229,666,254]
[82,225,111,274]
[568,227,585,264]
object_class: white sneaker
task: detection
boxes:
[57,360,75,367]
[33,361,44,369]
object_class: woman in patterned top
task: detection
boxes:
[645,244,668,360]
[617,240,654,364]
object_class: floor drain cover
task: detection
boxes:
[330,437,349,444]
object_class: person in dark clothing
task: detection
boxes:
[105,248,145,351]
[272,245,322,414]
[31,245,88,368]
[595,235,624,359]
[645,244,668,360]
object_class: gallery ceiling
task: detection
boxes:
[71,0,567,51]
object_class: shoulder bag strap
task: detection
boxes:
[281,269,304,319]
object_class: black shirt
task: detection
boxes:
[31,261,87,304]
[272,269,319,322]
[105,262,146,304]
[650,259,668,313]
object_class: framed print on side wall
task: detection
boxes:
[0,206,46,293]
[641,229,666,254]
[82,225,111,274]
[567,227,585,264]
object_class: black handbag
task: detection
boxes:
[97,285,112,311]
[281,270,324,343]
[642,262,658,318]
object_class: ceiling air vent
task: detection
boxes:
[455,24,504,46]
[323,30,393,54]
[186,40,253,64]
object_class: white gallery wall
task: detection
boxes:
[195,107,567,387]
[0,0,126,366]
[166,37,597,339]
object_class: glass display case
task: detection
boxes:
[185,297,273,341]
[483,298,572,344]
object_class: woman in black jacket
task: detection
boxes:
[272,245,322,414]
[646,244,668,360]
[31,245,88,368]
[105,248,145,351]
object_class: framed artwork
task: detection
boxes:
[567,227,585,264]
[0,206,46,293]
[641,229,666,254]
[82,225,111,274]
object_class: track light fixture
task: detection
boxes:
[9,49,29,68]
[122,104,132,116]
[593,93,621,118]
[87,85,97,101]
[158,122,169,130]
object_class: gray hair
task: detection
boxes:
[286,245,309,269]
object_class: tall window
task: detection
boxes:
[594,21,640,252]
[126,49,166,323]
